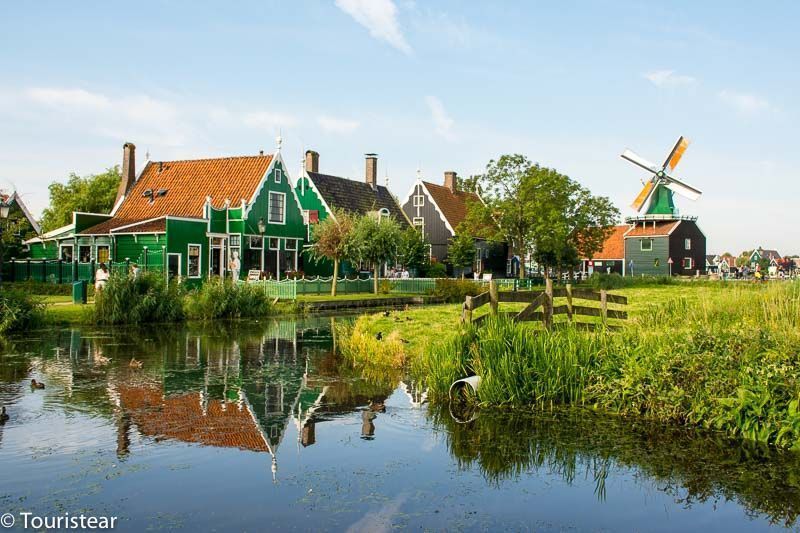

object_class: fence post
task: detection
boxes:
[91,260,96,283]
[41,260,47,282]
[489,279,498,315]
[26,259,31,281]
[9,258,15,282]
[73,260,78,282]
[462,296,473,324]
[565,283,573,322]
[544,277,553,330]
[143,249,148,271]
[600,290,608,326]
[58,260,63,284]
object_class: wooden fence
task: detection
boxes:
[462,278,628,330]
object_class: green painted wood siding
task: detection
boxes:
[166,218,208,279]
[295,176,330,221]
[28,242,58,259]
[114,234,164,264]
[245,160,307,240]
[625,236,670,276]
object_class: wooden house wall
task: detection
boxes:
[669,221,706,275]
[401,183,453,263]
[625,235,670,276]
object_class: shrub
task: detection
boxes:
[584,273,676,289]
[429,278,483,303]
[0,289,45,334]
[0,280,95,297]
[94,272,185,325]
[184,278,271,320]
[425,262,448,278]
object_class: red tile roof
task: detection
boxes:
[80,155,273,234]
[624,220,681,237]
[423,182,482,231]
[584,225,628,260]
[118,385,269,452]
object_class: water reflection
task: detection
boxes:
[1,319,800,530]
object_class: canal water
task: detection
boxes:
[1,316,799,531]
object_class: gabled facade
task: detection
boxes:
[294,151,409,276]
[1,190,41,260]
[623,219,706,276]
[400,171,506,276]
[27,141,307,283]
[749,247,782,268]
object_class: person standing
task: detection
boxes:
[95,263,110,292]
[130,262,141,280]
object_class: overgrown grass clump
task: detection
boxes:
[417,282,800,450]
[0,289,45,334]
[184,277,271,320]
[94,272,185,325]
[428,278,483,302]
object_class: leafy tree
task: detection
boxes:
[463,155,619,279]
[309,209,357,296]
[447,226,476,279]
[40,167,121,232]
[397,226,429,274]
[351,214,402,294]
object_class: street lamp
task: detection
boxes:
[0,201,9,219]
[257,217,266,235]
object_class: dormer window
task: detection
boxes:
[378,208,390,221]
[274,169,282,184]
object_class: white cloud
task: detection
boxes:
[424,95,455,141]
[317,115,360,134]
[643,70,695,87]
[26,87,111,109]
[242,111,298,130]
[335,0,412,54]
[718,89,771,114]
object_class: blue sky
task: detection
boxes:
[1,0,797,254]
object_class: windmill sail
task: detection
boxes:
[631,181,655,211]
[621,149,660,174]
[663,137,690,172]
[664,176,702,201]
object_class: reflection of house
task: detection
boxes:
[294,151,409,276]
[399,171,506,276]
[26,140,307,282]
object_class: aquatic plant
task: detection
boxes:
[94,272,184,324]
[184,277,271,320]
[0,288,45,334]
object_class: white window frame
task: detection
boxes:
[684,238,691,250]
[413,217,424,233]
[95,245,110,264]
[167,252,182,280]
[187,244,202,278]
[378,208,390,221]
[413,194,425,207]
[229,234,241,247]
[78,244,93,263]
[640,239,653,252]
[268,237,280,251]
[248,236,263,249]
[268,192,286,225]
[284,238,297,251]
[683,257,693,269]
[274,168,282,184]
[59,243,74,262]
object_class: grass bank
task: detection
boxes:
[341,282,800,450]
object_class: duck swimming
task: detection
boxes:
[0,406,9,424]
[30,379,45,389]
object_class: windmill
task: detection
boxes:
[621,136,702,217]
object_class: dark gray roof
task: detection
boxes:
[308,172,409,226]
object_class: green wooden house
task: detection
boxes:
[1,190,41,260]
[27,141,307,284]
[293,150,409,276]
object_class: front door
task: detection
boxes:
[167,253,181,280]
[209,237,227,278]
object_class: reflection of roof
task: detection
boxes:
[118,385,269,452]
[82,155,273,234]
[422,181,482,231]
[584,225,627,260]
[308,171,408,224]
[624,220,680,237]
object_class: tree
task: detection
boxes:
[0,200,37,268]
[463,155,619,279]
[397,226,429,274]
[351,215,402,294]
[447,226,476,279]
[40,167,121,232]
[308,209,357,296]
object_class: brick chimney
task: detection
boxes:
[115,142,136,205]
[305,150,319,173]
[444,171,457,192]
[365,153,378,189]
